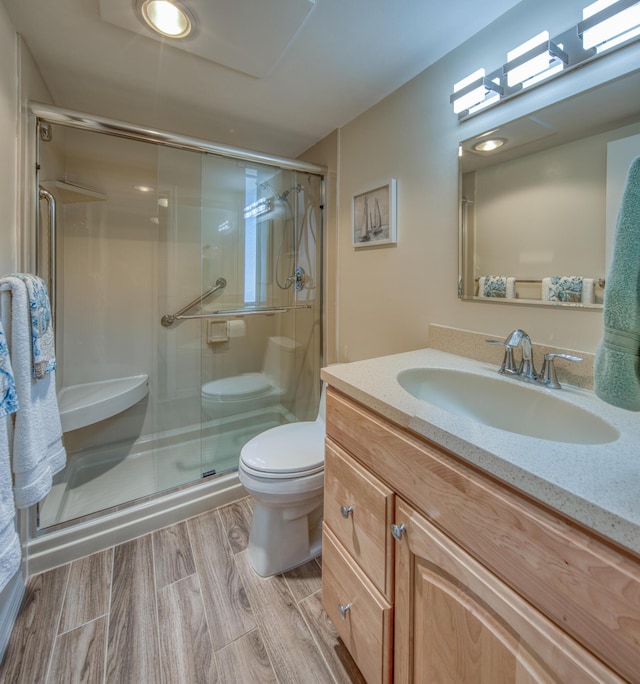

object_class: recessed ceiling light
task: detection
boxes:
[473,138,506,152]
[135,185,155,193]
[139,0,194,39]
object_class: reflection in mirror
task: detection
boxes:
[458,71,640,309]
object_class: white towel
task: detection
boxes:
[542,277,595,304]
[0,415,20,592]
[0,277,66,509]
[0,321,20,592]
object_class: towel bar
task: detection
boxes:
[175,304,313,320]
[161,277,227,327]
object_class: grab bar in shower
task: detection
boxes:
[161,277,227,327]
[174,304,312,321]
[38,186,57,328]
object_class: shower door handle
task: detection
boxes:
[39,186,57,328]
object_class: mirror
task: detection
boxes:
[458,70,640,308]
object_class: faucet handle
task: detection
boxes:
[486,339,519,374]
[538,353,583,389]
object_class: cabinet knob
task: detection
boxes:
[338,603,351,619]
[391,522,407,540]
[340,505,353,519]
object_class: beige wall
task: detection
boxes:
[330,0,640,361]
[0,9,57,276]
[0,4,17,275]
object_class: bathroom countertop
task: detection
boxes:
[321,348,640,558]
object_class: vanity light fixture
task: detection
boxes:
[473,138,506,152]
[450,68,503,115]
[579,0,640,52]
[450,0,640,120]
[504,31,568,88]
[139,0,194,39]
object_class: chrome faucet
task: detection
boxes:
[486,329,538,381]
[505,329,538,381]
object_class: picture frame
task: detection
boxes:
[352,179,397,247]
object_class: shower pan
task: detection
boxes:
[29,104,324,542]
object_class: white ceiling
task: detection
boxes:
[3,0,524,158]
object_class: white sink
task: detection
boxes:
[397,368,618,445]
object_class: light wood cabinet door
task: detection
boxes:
[393,499,624,684]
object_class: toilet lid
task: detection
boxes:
[240,420,325,478]
[202,373,273,400]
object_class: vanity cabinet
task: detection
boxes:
[322,386,640,683]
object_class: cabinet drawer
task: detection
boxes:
[324,439,394,598]
[321,525,393,684]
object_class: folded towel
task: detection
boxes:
[594,156,640,411]
[0,276,66,507]
[549,275,582,303]
[0,322,20,592]
[478,276,516,299]
[542,277,595,304]
[13,274,56,379]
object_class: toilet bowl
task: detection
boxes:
[239,383,326,577]
[201,336,299,419]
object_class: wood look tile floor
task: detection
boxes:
[0,498,366,684]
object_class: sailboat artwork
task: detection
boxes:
[353,179,397,247]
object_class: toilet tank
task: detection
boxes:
[262,336,300,393]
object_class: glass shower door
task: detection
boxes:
[35,118,322,529]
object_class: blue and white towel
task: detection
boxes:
[12,274,56,379]
[0,320,20,592]
[548,276,583,303]
[478,276,517,299]
[0,276,66,508]
[0,322,18,417]
[481,275,507,298]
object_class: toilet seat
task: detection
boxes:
[240,421,325,479]
[201,372,277,400]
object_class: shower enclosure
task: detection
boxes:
[31,104,324,533]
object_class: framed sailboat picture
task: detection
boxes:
[353,179,397,247]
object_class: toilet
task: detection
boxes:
[239,383,326,577]
[201,336,300,419]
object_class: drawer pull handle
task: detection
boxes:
[391,522,407,540]
[340,505,353,519]
[338,603,351,619]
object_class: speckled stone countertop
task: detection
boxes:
[321,348,640,558]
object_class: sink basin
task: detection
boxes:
[397,368,618,445]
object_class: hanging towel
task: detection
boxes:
[594,156,640,411]
[0,320,18,417]
[478,276,516,299]
[13,274,56,379]
[0,321,20,592]
[0,276,66,507]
